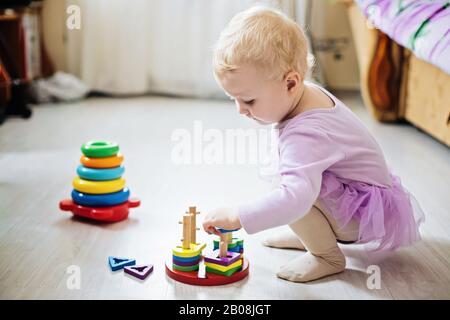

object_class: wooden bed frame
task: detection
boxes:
[345,2,450,146]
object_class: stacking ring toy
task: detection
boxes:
[80,153,124,168]
[81,141,119,158]
[73,176,125,194]
[77,165,124,181]
[71,188,130,207]
[165,258,249,286]
[60,198,140,222]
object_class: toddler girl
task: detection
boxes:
[202,6,424,283]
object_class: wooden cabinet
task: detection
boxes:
[0,1,53,124]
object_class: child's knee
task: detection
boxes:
[313,200,359,243]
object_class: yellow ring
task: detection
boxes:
[73,176,126,194]
[172,243,206,258]
[204,259,242,272]
[80,153,124,168]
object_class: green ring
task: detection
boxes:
[206,265,242,277]
[173,264,199,272]
[81,141,119,158]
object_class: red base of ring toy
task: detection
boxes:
[165,258,249,286]
[59,198,140,222]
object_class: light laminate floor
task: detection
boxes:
[0,92,449,299]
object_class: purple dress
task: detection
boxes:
[238,83,424,251]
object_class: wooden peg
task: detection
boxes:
[182,215,191,249]
[187,206,199,215]
[189,214,197,244]
[226,232,233,244]
[219,240,227,258]
[219,233,228,258]
[186,206,200,244]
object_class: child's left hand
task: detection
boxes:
[202,207,242,236]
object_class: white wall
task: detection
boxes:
[309,1,360,90]
[41,0,360,91]
[41,0,67,71]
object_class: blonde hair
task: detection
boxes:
[213,6,309,81]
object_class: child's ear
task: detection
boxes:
[284,71,301,92]
[287,79,295,90]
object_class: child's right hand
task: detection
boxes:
[202,207,242,236]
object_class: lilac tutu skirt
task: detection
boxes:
[318,171,425,251]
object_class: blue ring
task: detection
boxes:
[76,165,124,181]
[71,188,130,207]
[217,228,240,233]
[172,255,201,263]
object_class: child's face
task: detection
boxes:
[216,64,298,125]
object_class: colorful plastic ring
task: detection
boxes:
[76,165,124,181]
[217,228,240,233]
[173,264,199,272]
[71,188,130,207]
[172,259,200,267]
[172,255,201,263]
[80,153,124,168]
[81,141,119,158]
[72,176,125,194]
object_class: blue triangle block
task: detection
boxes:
[108,256,136,271]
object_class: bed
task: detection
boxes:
[345,0,450,146]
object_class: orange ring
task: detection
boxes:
[80,153,124,168]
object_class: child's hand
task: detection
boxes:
[202,207,242,236]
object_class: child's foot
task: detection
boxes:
[276,249,345,283]
[262,231,306,250]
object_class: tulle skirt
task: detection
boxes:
[318,171,425,251]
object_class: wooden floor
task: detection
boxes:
[0,92,449,299]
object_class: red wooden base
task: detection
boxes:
[165,258,249,286]
[59,198,140,222]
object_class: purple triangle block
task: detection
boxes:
[204,250,241,266]
[124,264,153,280]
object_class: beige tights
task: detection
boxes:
[264,201,359,282]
